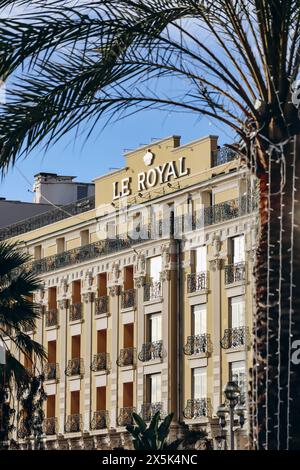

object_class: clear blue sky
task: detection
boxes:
[0,109,234,203]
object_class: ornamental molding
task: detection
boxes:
[209,258,223,272]
[134,275,146,288]
[58,298,68,309]
[82,292,94,303]
[109,285,120,297]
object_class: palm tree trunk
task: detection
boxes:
[251,134,300,450]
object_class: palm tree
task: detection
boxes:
[0,241,46,441]
[0,0,299,450]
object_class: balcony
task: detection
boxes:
[144,281,162,302]
[183,334,211,356]
[90,410,109,430]
[140,403,163,422]
[221,326,250,350]
[225,262,247,285]
[183,398,212,419]
[95,295,109,315]
[117,407,136,427]
[69,303,83,322]
[45,308,58,327]
[138,341,166,362]
[43,417,58,435]
[17,421,29,439]
[65,414,83,433]
[21,196,254,277]
[0,195,95,241]
[91,353,110,372]
[121,289,136,310]
[43,362,59,381]
[65,358,84,377]
[116,347,136,367]
[212,147,237,167]
[187,272,208,293]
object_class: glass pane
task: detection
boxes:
[231,297,245,328]
[196,246,207,273]
[150,374,161,403]
[233,236,245,264]
[193,305,207,335]
[150,314,162,342]
[193,367,207,399]
[149,256,162,282]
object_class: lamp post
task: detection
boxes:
[217,381,245,450]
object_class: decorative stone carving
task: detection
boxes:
[212,234,221,258]
[135,275,146,288]
[111,262,120,283]
[58,298,68,309]
[160,269,170,282]
[60,277,69,296]
[82,292,94,303]
[209,258,223,272]
[39,282,46,301]
[161,244,170,268]
[109,285,120,297]
[136,252,146,274]
[85,270,93,289]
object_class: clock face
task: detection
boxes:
[143,150,154,166]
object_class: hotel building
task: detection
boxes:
[1,135,257,450]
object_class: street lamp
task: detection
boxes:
[217,381,245,450]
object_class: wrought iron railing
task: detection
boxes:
[69,303,83,322]
[65,358,84,376]
[91,353,110,372]
[183,334,211,356]
[43,417,58,435]
[45,308,58,327]
[140,403,163,422]
[19,196,254,277]
[65,414,83,433]
[121,289,136,309]
[90,410,109,430]
[187,272,208,293]
[17,421,29,439]
[95,296,109,315]
[212,147,237,167]
[138,340,166,362]
[0,195,95,241]
[116,347,136,367]
[43,363,59,381]
[183,398,212,419]
[144,281,162,302]
[221,326,250,349]
[117,407,136,426]
[225,262,247,284]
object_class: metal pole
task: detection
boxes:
[229,405,234,450]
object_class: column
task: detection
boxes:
[82,291,94,431]
[58,297,68,434]
[108,284,120,428]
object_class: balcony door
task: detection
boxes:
[149,373,161,403]
[232,235,245,264]
[192,305,207,336]
[192,367,207,400]
[148,256,162,283]
[195,246,207,273]
[149,313,162,343]
[230,296,245,329]
[230,361,246,404]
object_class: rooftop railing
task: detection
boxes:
[0,195,95,241]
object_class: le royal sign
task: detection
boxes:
[112,150,190,200]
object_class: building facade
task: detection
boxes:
[1,135,257,450]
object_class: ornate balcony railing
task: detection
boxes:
[138,340,166,362]
[183,398,212,419]
[17,421,29,439]
[0,195,95,241]
[65,358,84,376]
[144,281,162,302]
[221,326,250,349]
[212,147,237,167]
[65,414,83,433]
[43,417,58,435]
[69,303,83,322]
[95,295,109,315]
[187,272,208,293]
[140,403,163,422]
[43,362,59,381]
[116,347,136,367]
[45,308,58,327]
[183,334,211,356]
[90,410,109,430]
[121,289,136,309]
[225,262,247,285]
[117,407,136,426]
[91,353,110,372]
[20,196,255,277]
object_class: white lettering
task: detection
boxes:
[156,163,167,184]
[113,181,119,200]
[121,177,131,197]
[178,157,189,177]
[138,172,146,191]
[164,161,178,181]
[146,168,157,187]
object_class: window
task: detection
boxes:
[48,340,56,363]
[149,313,162,342]
[230,361,246,404]
[123,382,133,407]
[230,296,245,328]
[77,185,88,200]
[195,246,207,273]
[56,237,65,254]
[124,265,134,290]
[97,329,107,354]
[70,390,80,414]
[47,395,56,418]
[192,368,207,400]
[148,256,162,282]
[80,229,89,246]
[106,220,116,239]
[96,386,106,411]
[231,235,245,264]
[71,335,81,359]
[98,273,107,296]
[124,323,134,348]
[192,305,207,336]
[34,245,42,260]
[148,374,161,403]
